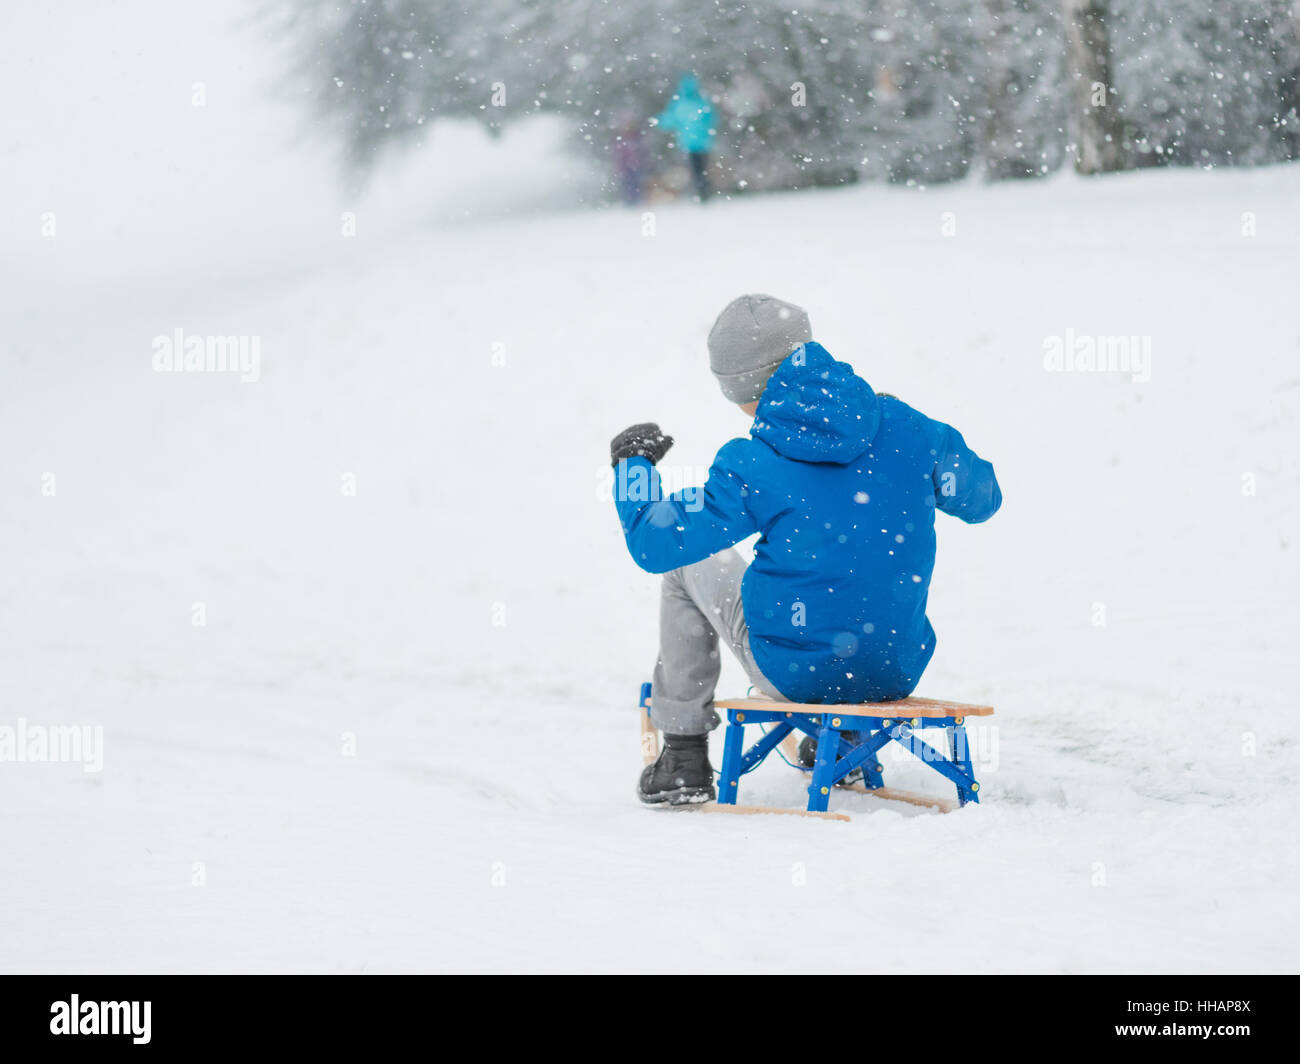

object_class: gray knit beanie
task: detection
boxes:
[707,294,812,403]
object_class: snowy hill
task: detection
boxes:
[2,147,1299,970]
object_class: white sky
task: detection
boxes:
[0,2,585,285]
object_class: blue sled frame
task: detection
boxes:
[641,682,981,814]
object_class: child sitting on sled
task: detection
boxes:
[610,294,1002,805]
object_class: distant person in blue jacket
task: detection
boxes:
[655,75,716,201]
[610,295,1002,805]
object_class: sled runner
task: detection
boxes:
[639,683,992,818]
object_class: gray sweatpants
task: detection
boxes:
[650,548,786,735]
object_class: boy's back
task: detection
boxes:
[612,294,1000,805]
[616,341,1001,704]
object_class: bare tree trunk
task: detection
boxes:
[1063,0,1124,173]
[983,0,1024,180]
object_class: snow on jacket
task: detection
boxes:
[613,341,1002,703]
[655,76,717,154]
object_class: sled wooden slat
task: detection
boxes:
[842,785,959,814]
[639,697,659,766]
[694,803,850,823]
[714,695,994,718]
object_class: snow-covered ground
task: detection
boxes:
[2,6,1299,974]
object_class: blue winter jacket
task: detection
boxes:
[614,342,1001,704]
[656,76,717,154]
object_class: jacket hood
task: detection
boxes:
[751,342,880,464]
[676,75,702,98]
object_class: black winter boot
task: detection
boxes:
[797,731,864,785]
[638,732,715,806]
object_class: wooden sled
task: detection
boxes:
[639,683,992,819]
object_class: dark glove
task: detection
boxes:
[610,422,674,467]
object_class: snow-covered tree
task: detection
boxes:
[1063,0,1125,173]
[980,0,1068,179]
[271,0,1300,193]
[1111,0,1300,168]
